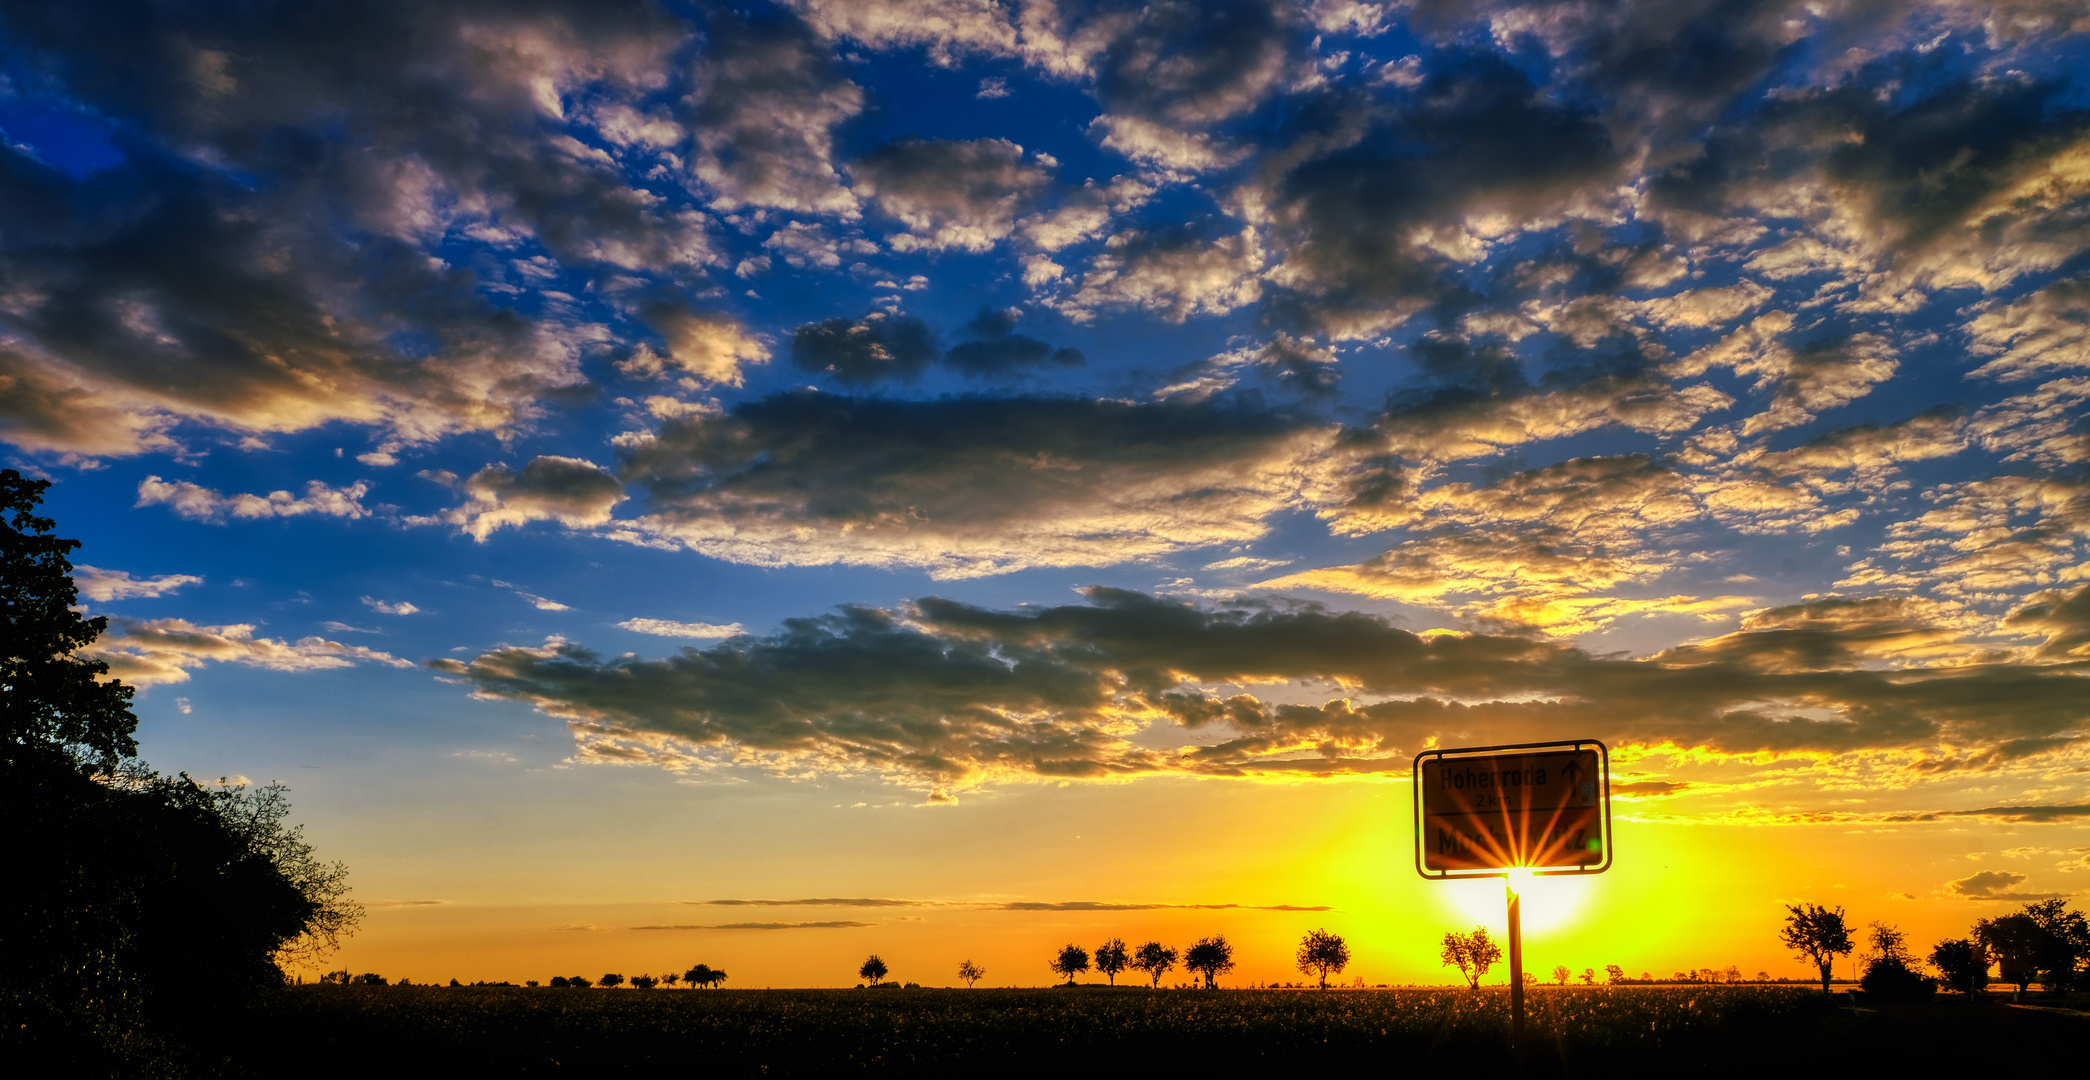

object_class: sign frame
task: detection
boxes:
[1412,739,1613,881]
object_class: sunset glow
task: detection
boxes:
[5,0,2087,994]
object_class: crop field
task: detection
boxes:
[238,984,2086,1077]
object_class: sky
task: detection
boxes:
[4,0,2089,988]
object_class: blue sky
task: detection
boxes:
[5,1,2090,984]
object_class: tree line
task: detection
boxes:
[1781,898,2089,998]
[1,471,363,1074]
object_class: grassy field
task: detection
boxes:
[236,984,2085,1077]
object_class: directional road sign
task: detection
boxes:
[1413,740,1611,878]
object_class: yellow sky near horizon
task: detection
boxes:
[293,770,2084,988]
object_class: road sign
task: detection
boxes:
[1412,740,1612,1062]
[1414,741,1611,878]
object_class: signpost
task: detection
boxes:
[1414,741,1612,1065]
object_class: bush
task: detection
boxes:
[1859,958,1935,1001]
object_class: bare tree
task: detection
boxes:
[1050,943,1090,986]
[1184,936,1234,989]
[1552,965,1570,986]
[1779,903,1853,992]
[957,960,985,988]
[1440,928,1501,990]
[1581,968,1596,986]
[1295,929,1351,989]
[1132,941,1178,988]
[858,955,889,987]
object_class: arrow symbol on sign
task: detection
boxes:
[1561,759,1583,785]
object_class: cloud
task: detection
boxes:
[1945,870,2061,901]
[93,617,414,687]
[621,306,770,388]
[697,897,929,908]
[1968,276,2090,381]
[1256,49,1627,337]
[1057,222,1264,322]
[687,8,862,215]
[441,456,625,541]
[851,137,1053,252]
[788,314,940,385]
[690,896,1329,911]
[494,580,572,612]
[942,308,1085,378]
[618,617,746,639]
[444,585,2090,789]
[0,1,708,457]
[632,921,873,930]
[72,565,202,603]
[136,477,372,523]
[611,390,1333,577]
[362,597,420,616]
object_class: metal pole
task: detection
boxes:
[1507,883,1525,1062]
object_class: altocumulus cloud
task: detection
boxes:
[440,585,2090,792]
[610,391,1338,578]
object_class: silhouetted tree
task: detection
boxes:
[600,973,624,988]
[1051,943,1090,986]
[957,960,985,988]
[1184,936,1234,989]
[550,976,570,988]
[1094,938,1129,986]
[2021,898,2090,992]
[1440,927,1501,990]
[859,955,889,986]
[1977,912,2047,995]
[1859,921,1933,1000]
[1929,938,1990,995]
[2,472,363,1071]
[1779,903,1853,992]
[0,469,138,766]
[1552,965,1570,986]
[1605,964,1624,984]
[661,971,679,988]
[1133,941,1178,988]
[630,974,657,990]
[1581,968,1596,985]
[1295,929,1350,989]
[569,975,592,988]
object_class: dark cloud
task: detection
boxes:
[2004,585,2090,660]
[447,586,2090,787]
[1091,0,1299,128]
[943,308,1085,377]
[1945,870,2060,901]
[611,390,1330,575]
[851,137,1053,252]
[789,314,940,385]
[439,455,625,540]
[686,6,863,214]
[1256,50,1626,336]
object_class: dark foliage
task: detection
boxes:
[0,471,358,1073]
[1,469,137,765]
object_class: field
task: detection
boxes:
[237,984,2087,1077]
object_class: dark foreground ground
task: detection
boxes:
[223,984,2087,1078]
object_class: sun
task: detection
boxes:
[1437,869,1595,939]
